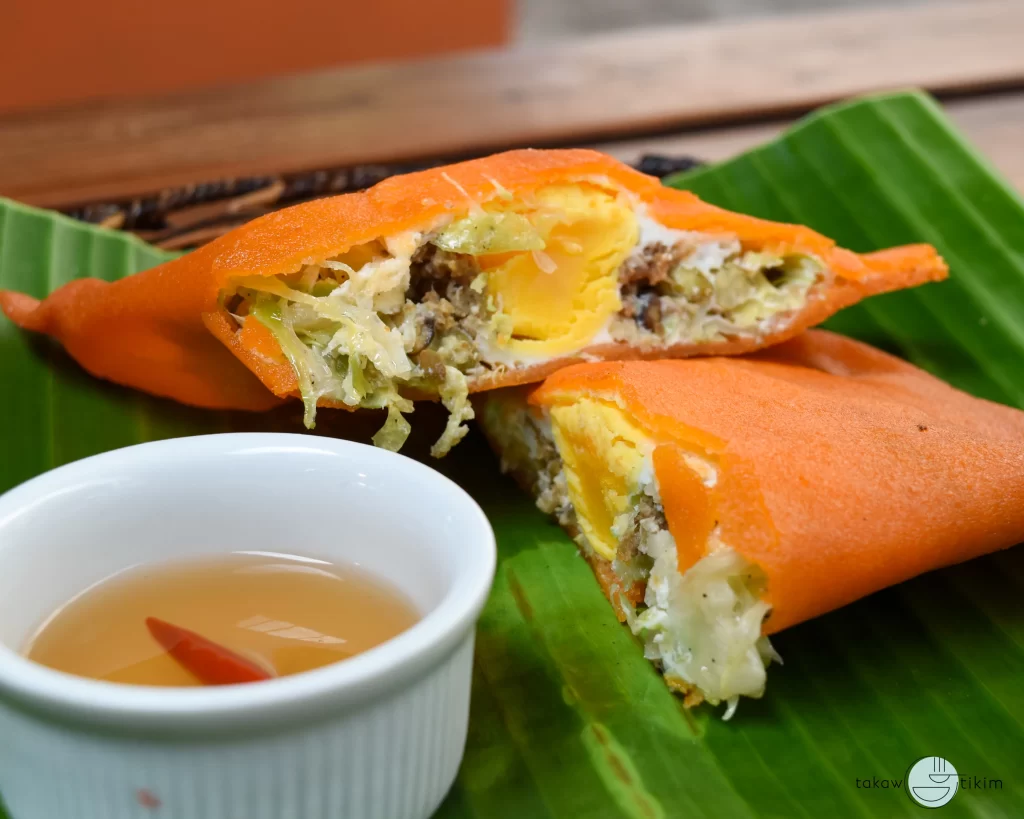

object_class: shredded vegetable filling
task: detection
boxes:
[612,235,823,345]
[231,233,476,456]
[625,524,780,718]
[223,187,825,456]
[482,396,779,716]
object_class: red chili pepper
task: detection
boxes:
[145,617,272,685]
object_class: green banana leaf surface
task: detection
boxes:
[1,90,1021,818]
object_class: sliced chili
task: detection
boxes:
[145,617,272,685]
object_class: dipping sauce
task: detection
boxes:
[24,552,419,686]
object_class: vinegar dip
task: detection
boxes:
[0,433,495,819]
[25,551,420,686]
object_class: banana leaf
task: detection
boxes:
[1,90,1021,818]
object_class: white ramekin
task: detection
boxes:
[0,433,496,819]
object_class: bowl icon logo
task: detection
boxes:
[907,757,959,808]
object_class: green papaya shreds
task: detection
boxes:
[372,400,414,452]
[432,212,545,255]
[251,301,337,429]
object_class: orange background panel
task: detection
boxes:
[0,0,511,114]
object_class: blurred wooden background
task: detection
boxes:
[0,0,1022,207]
[0,0,939,114]
[517,0,922,40]
[0,0,510,114]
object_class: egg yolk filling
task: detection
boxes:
[483,393,779,717]
[224,182,823,456]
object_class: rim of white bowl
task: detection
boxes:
[0,433,496,736]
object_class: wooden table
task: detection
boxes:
[1,0,1022,210]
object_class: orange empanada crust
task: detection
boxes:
[530,330,1024,633]
[2,150,945,411]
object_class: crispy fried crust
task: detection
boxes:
[587,556,646,617]
[1,150,945,411]
[529,330,1024,634]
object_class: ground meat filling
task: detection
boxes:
[521,417,573,528]
[400,245,485,376]
[619,242,683,287]
[618,242,693,335]
[614,238,821,343]
[616,493,666,564]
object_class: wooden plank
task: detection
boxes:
[944,93,1024,196]
[2,0,1023,207]
[594,93,1024,195]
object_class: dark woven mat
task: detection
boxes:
[62,154,702,251]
